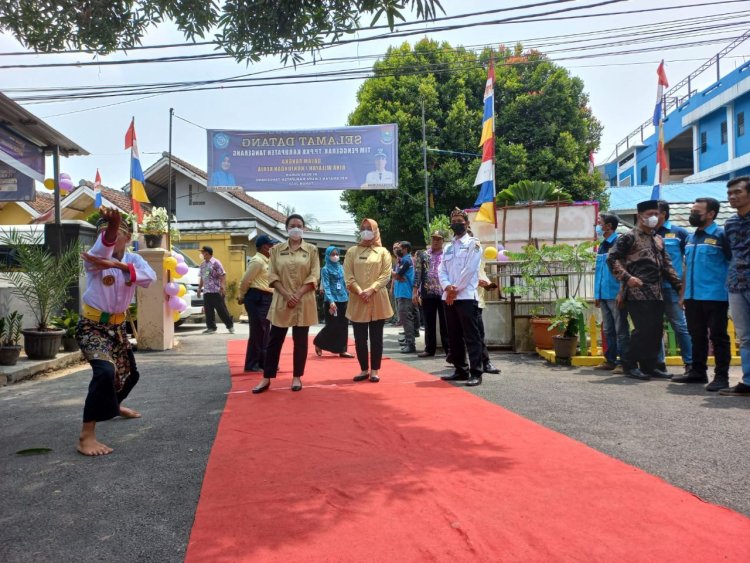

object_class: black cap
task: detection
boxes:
[201,245,213,255]
[255,234,279,248]
[636,199,659,213]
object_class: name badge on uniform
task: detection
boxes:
[102,275,116,286]
[665,233,676,239]
[280,251,290,255]
[336,282,342,290]
[705,238,717,245]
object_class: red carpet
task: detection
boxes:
[186,338,750,562]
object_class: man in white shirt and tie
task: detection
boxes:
[363,149,395,187]
[438,207,484,387]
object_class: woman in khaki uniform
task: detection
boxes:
[344,218,394,383]
[253,214,320,394]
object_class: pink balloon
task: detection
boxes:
[498,252,510,262]
[175,262,189,276]
[168,295,186,311]
[172,251,185,263]
[496,244,505,252]
[164,282,180,296]
[59,178,74,192]
[59,172,71,180]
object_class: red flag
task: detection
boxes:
[94,169,102,186]
[124,119,136,149]
[132,199,143,224]
[656,60,669,88]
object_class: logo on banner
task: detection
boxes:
[213,133,230,149]
[380,129,394,144]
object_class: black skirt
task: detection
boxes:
[313,300,349,354]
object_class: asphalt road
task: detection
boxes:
[0,322,748,562]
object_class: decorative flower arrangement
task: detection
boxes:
[142,206,169,235]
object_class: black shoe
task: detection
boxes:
[369,374,380,383]
[252,380,271,394]
[683,364,692,375]
[705,377,729,392]
[291,382,303,392]
[648,368,672,379]
[719,383,750,396]
[483,362,500,374]
[353,373,369,382]
[656,362,667,372]
[441,372,469,382]
[625,368,650,380]
[465,375,482,387]
[671,371,708,384]
[400,346,417,354]
[417,351,434,358]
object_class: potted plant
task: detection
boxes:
[0,311,23,366]
[548,297,588,359]
[51,307,80,352]
[0,230,82,360]
[142,206,169,248]
[504,241,595,349]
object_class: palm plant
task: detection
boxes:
[496,180,572,207]
[0,312,23,346]
[0,230,82,331]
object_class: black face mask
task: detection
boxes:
[688,213,705,227]
[395,249,403,257]
[450,223,466,235]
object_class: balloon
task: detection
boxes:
[498,251,510,262]
[164,282,180,296]
[177,284,187,298]
[164,257,178,271]
[172,251,185,263]
[168,295,186,312]
[496,244,505,252]
[59,172,71,180]
[172,310,181,322]
[172,270,184,279]
[59,178,74,193]
[175,262,189,276]
[43,178,55,190]
[483,246,498,260]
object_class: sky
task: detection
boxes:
[1,0,747,233]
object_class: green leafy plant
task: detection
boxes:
[142,206,169,235]
[0,230,83,331]
[0,312,23,346]
[51,308,80,338]
[548,297,588,337]
[496,180,572,207]
[422,214,450,245]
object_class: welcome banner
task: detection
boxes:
[207,124,397,191]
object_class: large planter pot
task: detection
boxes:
[22,329,64,360]
[144,234,164,249]
[530,317,562,350]
[61,336,79,352]
[553,335,579,359]
[0,345,22,366]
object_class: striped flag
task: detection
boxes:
[125,118,150,222]
[474,58,496,224]
[588,151,595,174]
[651,61,669,199]
[94,169,102,208]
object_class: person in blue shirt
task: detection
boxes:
[394,240,417,353]
[672,198,732,391]
[656,200,693,375]
[313,246,354,358]
[210,154,237,187]
[594,213,630,372]
[720,177,750,396]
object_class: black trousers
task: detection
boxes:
[83,352,139,422]
[204,292,234,330]
[445,299,483,377]
[243,289,273,370]
[684,299,731,377]
[422,296,450,356]
[313,301,349,354]
[263,325,309,378]
[624,300,665,373]
[352,320,385,372]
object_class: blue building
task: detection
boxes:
[601,38,750,189]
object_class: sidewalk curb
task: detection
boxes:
[0,351,85,386]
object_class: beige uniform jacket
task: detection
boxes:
[344,245,394,322]
[238,253,272,300]
[267,240,320,327]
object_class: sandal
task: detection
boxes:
[353,372,369,382]
[315,346,323,357]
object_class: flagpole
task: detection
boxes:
[130,116,138,238]
[167,107,174,249]
[490,53,499,252]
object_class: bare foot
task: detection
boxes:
[77,435,113,456]
[119,406,142,418]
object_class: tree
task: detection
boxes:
[341,40,605,245]
[0,0,442,63]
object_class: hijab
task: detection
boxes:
[359,218,382,247]
[322,245,344,278]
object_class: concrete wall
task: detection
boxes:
[699,108,729,171]
[0,203,33,225]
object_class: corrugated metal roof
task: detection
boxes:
[0,92,88,156]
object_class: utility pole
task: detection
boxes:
[167,108,174,249]
[421,98,430,230]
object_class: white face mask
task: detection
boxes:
[645,216,659,229]
[288,227,303,240]
[330,255,340,263]
[360,230,375,241]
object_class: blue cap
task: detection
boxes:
[255,234,279,248]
